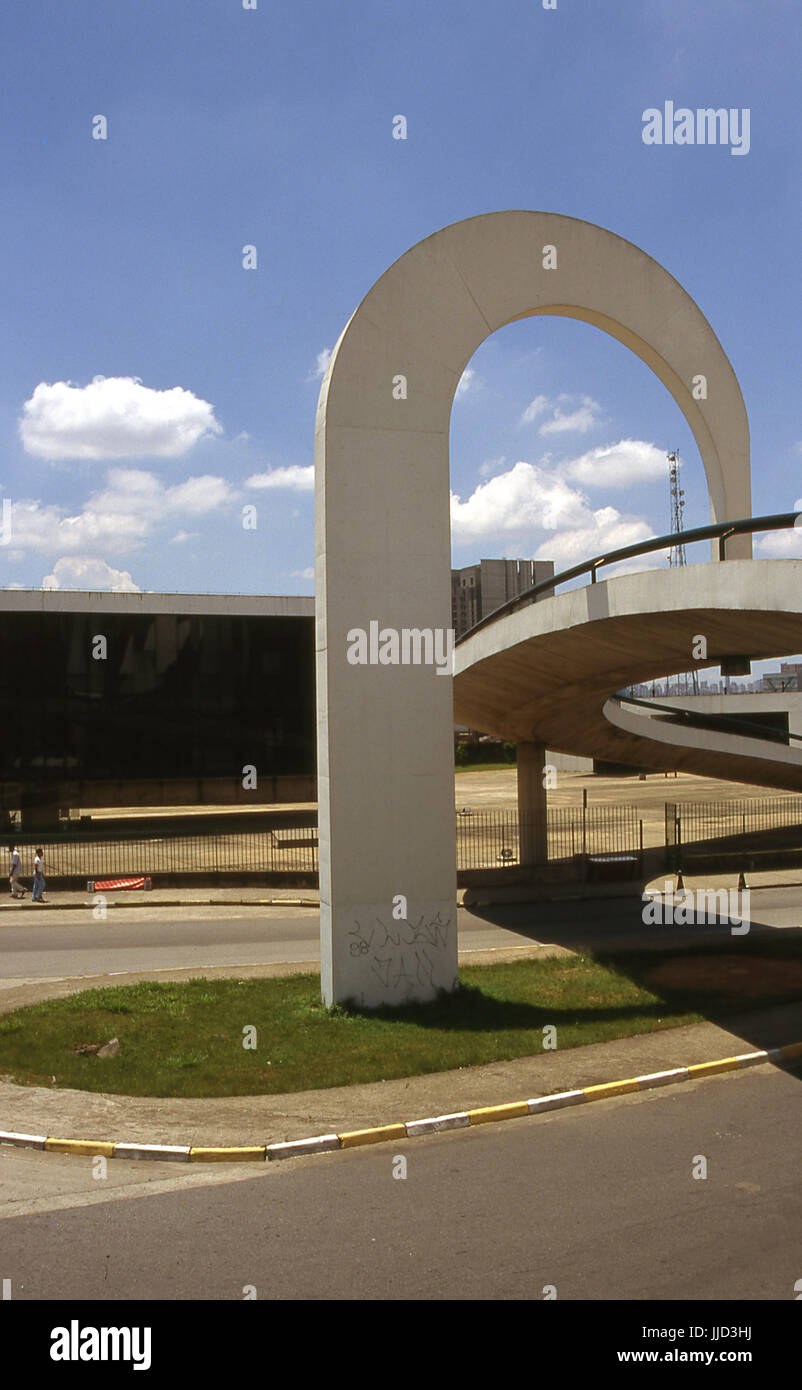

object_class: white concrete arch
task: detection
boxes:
[315,210,751,1006]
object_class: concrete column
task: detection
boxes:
[517,742,548,867]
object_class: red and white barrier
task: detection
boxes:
[86,877,153,893]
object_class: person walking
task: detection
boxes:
[31,846,47,904]
[8,845,25,899]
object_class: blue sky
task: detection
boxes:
[1,0,800,598]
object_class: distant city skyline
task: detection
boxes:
[629,660,802,698]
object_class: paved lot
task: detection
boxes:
[456,766,802,849]
[455,765,799,812]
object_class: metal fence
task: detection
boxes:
[456,806,643,869]
[7,828,319,880]
[9,807,643,879]
[7,796,800,880]
[667,796,802,855]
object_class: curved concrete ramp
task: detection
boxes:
[454,560,802,792]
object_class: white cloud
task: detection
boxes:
[291,566,315,580]
[478,456,506,478]
[164,475,233,515]
[560,439,668,488]
[756,523,802,558]
[534,508,656,571]
[8,498,150,555]
[520,394,550,424]
[170,530,201,544]
[246,465,314,491]
[451,461,590,540]
[19,376,223,461]
[41,556,141,592]
[5,467,235,557]
[540,396,602,436]
[520,393,603,435]
[455,367,476,399]
[450,459,656,572]
[310,348,332,380]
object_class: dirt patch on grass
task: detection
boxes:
[645,954,802,1001]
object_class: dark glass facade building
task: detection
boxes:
[0,595,316,820]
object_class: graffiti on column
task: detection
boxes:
[347,911,455,1000]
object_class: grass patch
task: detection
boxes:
[1,939,801,1098]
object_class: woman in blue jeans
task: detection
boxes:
[31,846,46,904]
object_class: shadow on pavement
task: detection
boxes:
[457,897,802,1064]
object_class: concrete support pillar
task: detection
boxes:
[517,742,548,868]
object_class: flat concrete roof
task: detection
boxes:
[0,591,314,618]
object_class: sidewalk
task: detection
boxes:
[0,865,800,912]
[0,886,320,911]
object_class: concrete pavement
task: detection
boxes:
[2,1065,800,1300]
[4,878,801,994]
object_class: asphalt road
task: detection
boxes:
[1,889,801,985]
[1,1065,800,1300]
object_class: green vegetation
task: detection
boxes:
[0,939,799,1099]
[454,741,516,768]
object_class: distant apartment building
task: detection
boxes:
[451,558,555,638]
[450,557,590,771]
[759,663,802,693]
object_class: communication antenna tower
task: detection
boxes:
[668,450,687,567]
[667,449,698,693]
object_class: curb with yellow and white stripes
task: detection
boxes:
[2,1041,800,1164]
